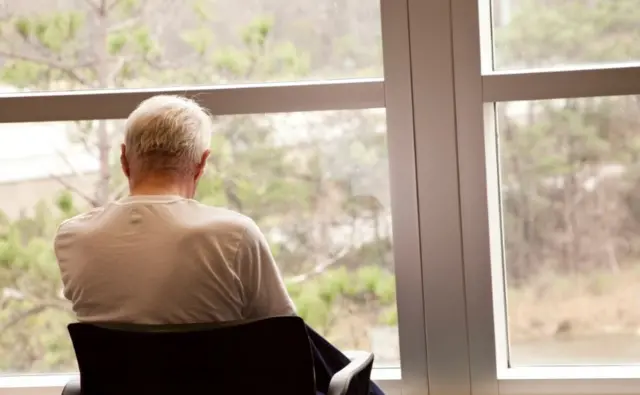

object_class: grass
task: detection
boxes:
[507,264,640,342]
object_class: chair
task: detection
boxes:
[61,315,375,395]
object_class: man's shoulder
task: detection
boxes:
[54,207,106,255]
[56,207,106,235]
[185,202,260,238]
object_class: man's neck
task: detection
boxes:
[129,179,193,199]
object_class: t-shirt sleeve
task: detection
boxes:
[233,220,296,318]
[53,220,74,301]
[53,215,86,303]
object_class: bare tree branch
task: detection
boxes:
[108,18,142,33]
[0,50,90,86]
[146,57,195,71]
[285,246,350,285]
[107,56,128,85]
[82,0,101,13]
[72,122,98,156]
[50,173,100,207]
[109,182,129,201]
[0,305,48,333]
[57,147,86,176]
[1,288,72,334]
[107,0,127,12]
[0,302,71,334]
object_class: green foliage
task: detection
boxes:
[288,266,396,330]
[380,307,398,326]
[495,0,640,283]
[56,191,78,218]
[181,27,215,56]
[12,13,83,52]
[496,0,640,67]
[2,0,637,373]
[0,0,393,372]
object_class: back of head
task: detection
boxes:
[123,95,213,177]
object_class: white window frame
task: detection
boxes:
[8,0,640,393]
[448,0,640,393]
[0,0,430,394]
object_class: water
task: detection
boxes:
[510,334,640,366]
[362,331,640,367]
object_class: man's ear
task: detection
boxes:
[120,144,130,178]
[195,150,211,181]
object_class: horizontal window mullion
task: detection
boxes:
[482,65,640,102]
[0,79,384,123]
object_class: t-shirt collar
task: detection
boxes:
[116,195,185,204]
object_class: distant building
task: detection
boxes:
[0,85,389,221]
[0,86,99,218]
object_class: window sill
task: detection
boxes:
[499,366,640,395]
[0,368,402,395]
[500,366,640,380]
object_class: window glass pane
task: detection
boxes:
[496,96,640,366]
[0,109,399,373]
[491,0,640,71]
[0,0,382,93]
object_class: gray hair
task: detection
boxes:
[124,95,213,174]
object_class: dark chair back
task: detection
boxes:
[68,315,317,395]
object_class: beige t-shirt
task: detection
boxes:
[54,195,295,324]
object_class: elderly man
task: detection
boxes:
[54,95,296,323]
[54,95,384,395]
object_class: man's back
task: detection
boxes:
[54,195,295,324]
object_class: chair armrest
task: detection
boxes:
[61,379,81,395]
[327,351,375,395]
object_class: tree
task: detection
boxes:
[0,0,396,371]
[495,0,640,280]
[494,0,640,343]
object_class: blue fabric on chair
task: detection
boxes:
[306,325,384,395]
[64,316,383,395]
[68,316,317,395]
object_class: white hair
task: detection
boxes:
[124,95,213,173]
